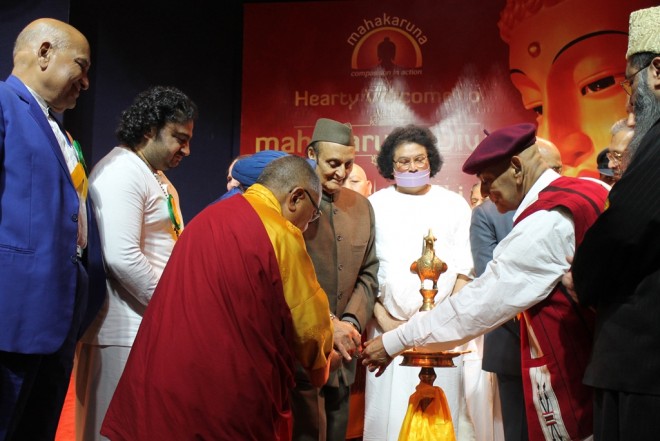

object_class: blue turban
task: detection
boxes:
[232,150,288,186]
[214,152,318,204]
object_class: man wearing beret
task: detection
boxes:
[570,5,660,439]
[497,0,656,178]
[291,118,379,441]
[362,123,609,441]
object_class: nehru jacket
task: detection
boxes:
[303,187,379,386]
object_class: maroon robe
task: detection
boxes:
[515,177,607,441]
[101,195,297,440]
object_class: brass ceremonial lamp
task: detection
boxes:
[400,229,469,411]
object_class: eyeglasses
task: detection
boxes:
[393,154,428,171]
[620,62,651,96]
[607,150,624,163]
[302,188,322,222]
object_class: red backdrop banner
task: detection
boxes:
[241,0,654,199]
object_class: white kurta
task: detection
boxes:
[85,146,182,346]
[76,146,183,441]
[364,185,474,441]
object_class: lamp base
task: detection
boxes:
[400,348,469,369]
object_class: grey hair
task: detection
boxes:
[257,155,320,195]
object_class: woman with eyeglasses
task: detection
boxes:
[363,124,493,441]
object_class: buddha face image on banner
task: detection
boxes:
[499,0,656,177]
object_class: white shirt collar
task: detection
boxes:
[513,169,561,222]
[24,85,50,117]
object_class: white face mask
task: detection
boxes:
[393,168,431,187]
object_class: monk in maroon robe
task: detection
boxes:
[101,155,333,440]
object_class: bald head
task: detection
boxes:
[536,137,562,174]
[342,163,373,196]
[12,18,90,113]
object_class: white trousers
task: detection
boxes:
[75,343,131,441]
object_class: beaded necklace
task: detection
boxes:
[135,150,182,238]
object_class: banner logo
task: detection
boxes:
[347,13,426,75]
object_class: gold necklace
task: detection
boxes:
[135,149,156,172]
[134,149,182,238]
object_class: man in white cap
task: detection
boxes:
[497,0,656,178]
[571,5,660,439]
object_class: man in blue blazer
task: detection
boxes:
[0,18,104,440]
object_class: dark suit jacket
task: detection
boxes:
[303,187,379,387]
[469,199,520,375]
[573,118,660,395]
[0,75,105,354]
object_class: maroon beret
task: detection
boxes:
[462,123,537,175]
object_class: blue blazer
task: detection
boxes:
[0,75,105,354]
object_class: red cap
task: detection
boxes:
[462,123,537,175]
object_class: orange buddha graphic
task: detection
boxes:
[499,0,656,177]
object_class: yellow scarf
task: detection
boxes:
[398,382,456,441]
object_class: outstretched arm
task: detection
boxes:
[365,209,575,373]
